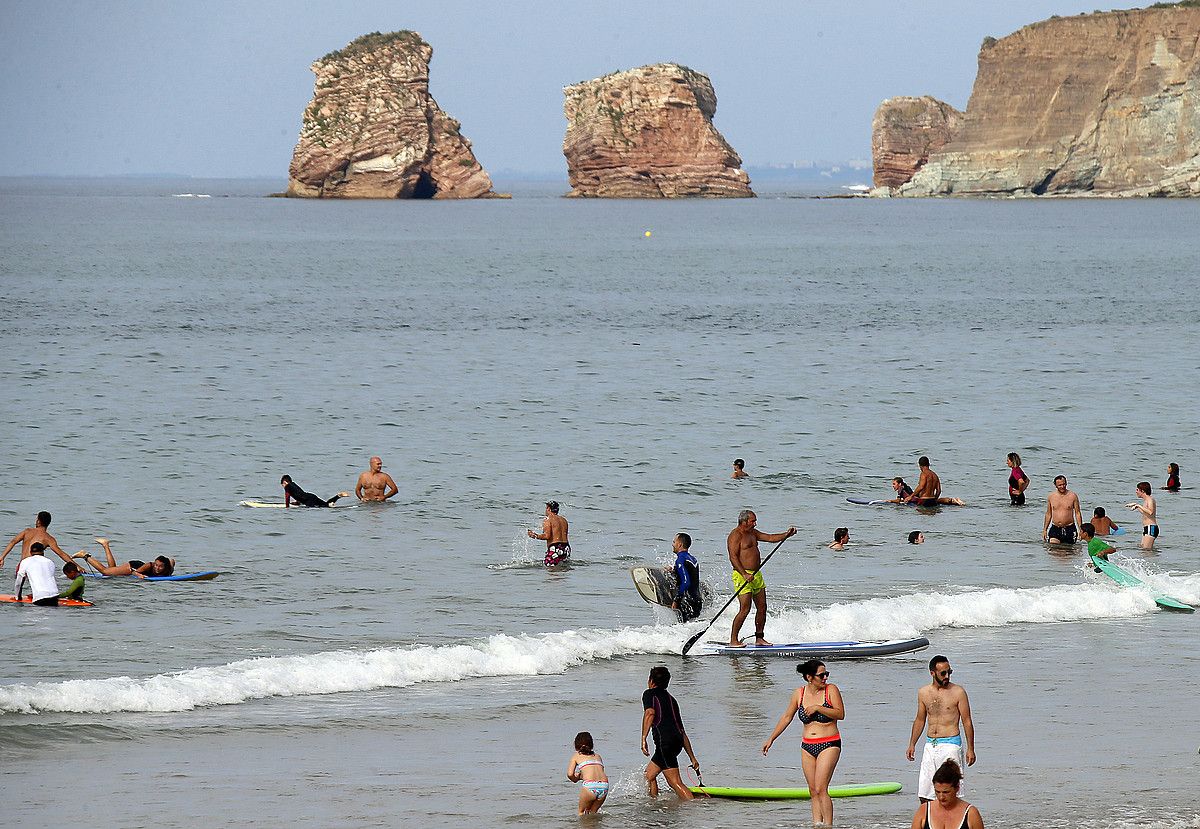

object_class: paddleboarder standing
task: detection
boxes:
[726,510,795,647]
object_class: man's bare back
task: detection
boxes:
[541,513,569,546]
[355,457,398,502]
[1,524,72,568]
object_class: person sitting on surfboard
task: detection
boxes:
[281,475,350,508]
[1081,523,1116,565]
[887,477,915,503]
[670,533,702,622]
[528,500,571,567]
[1090,507,1119,536]
[74,538,174,578]
[905,457,966,507]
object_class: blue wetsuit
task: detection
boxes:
[673,550,702,622]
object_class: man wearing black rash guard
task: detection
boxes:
[641,666,700,800]
[280,475,350,508]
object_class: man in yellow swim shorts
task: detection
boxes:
[726,509,796,647]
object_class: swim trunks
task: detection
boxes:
[650,737,683,770]
[732,570,766,595]
[1047,523,1077,544]
[801,735,842,758]
[918,735,965,801]
[32,596,59,607]
[914,498,937,507]
[544,542,571,567]
[1144,525,1160,538]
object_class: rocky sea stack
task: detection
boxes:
[562,63,753,198]
[287,31,496,199]
[874,6,1200,197]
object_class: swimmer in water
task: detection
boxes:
[732,458,749,479]
[1006,452,1029,505]
[1090,507,1119,536]
[908,531,925,544]
[829,527,849,551]
[281,475,350,508]
[566,731,609,815]
[528,500,571,566]
[1163,462,1180,492]
[909,760,984,829]
[74,538,174,578]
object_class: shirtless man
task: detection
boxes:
[906,655,976,803]
[528,500,570,566]
[732,458,749,479]
[726,510,796,647]
[1043,475,1083,545]
[906,457,965,507]
[0,511,73,570]
[355,456,399,502]
[1126,482,1158,550]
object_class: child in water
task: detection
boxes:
[1090,507,1119,536]
[566,731,609,815]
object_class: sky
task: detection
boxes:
[0,0,1112,178]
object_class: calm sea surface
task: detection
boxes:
[1,178,1198,828]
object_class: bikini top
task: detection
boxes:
[796,686,834,724]
[576,755,603,770]
[924,802,973,829]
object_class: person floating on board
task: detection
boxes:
[0,510,74,570]
[731,458,749,479]
[355,455,399,502]
[762,659,845,829]
[1081,522,1116,568]
[74,538,174,578]
[906,655,976,804]
[829,527,850,551]
[14,543,61,606]
[1090,506,1119,536]
[1006,452,1030,505]
[528,500,570,566]
[726,509,796,647]
[281,475,350,508]
[1127,481,1159,550]
[640,665,700,801]
[1043,474,1083,545]
[670,533,702,622]
[905,456,965,506]
[566,731,609,815]
[909,760,985,829]
[887,477,915,503]
[1163,462,1180,492]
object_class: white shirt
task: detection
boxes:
[15,555,59,601]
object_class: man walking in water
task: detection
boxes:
[906,655,976,803]
[528,500,570,566]
[355,456,399,502]
[726,510,795,647]
[1043,474,1083,544]
[0,511,74,569]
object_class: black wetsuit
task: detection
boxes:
[285,481,341,508]
[643,687,687,770]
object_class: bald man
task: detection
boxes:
[355,456,399,502]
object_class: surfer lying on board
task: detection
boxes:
[1043,475,1083,544]
[73,538,175,578]
[1081,523,1116,565]
[281,475,350,508]
[528,500,571,566]
[671,533,702,622]
[727,510,796,647]
[905,457,966,506]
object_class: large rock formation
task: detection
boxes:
[882,7,1200,197]
[287,31,495,199]
[563,63,753,198]
[872,96,963,189]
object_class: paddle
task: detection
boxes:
[681,536,788,656]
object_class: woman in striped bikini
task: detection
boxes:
[566,731,609,815]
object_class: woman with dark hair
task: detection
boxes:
[910,759,984,829]
[1006,453,1029,505]
[566,731,608,815]
[280,475,350,508]
[74,538,174,578]
[1164,463,1180,492]
[762,659,844,828]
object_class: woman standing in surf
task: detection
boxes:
[762,659,844,827]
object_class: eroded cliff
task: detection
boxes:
[871,96,963,189]
[562,63,753,198]
[287,31,495,199]
[883,7,1200,197]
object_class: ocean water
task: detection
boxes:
[1,178,1198,828]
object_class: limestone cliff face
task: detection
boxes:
[563,63,753,198]
[872,96,963,189]
[287,31,495,199]
[891,7,1200,197]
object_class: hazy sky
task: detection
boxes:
[1,1,1106,178]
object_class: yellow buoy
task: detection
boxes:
[644,230,652,237]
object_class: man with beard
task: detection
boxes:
[906,655,976,803]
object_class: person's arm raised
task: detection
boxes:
[755,527,797,544]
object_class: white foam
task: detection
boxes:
[0,583,1159,714]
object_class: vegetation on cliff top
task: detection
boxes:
[321,30,426,63]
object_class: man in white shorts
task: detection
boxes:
[905,655,977,802]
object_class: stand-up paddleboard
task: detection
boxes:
[0,594,94,607]
[691,637,929,658]
[1089,554,1194,612]
[83,571,220,582]
[690,782,902,800]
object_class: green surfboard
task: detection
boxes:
[689,781,902,800]
[1090,554,1195,613]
